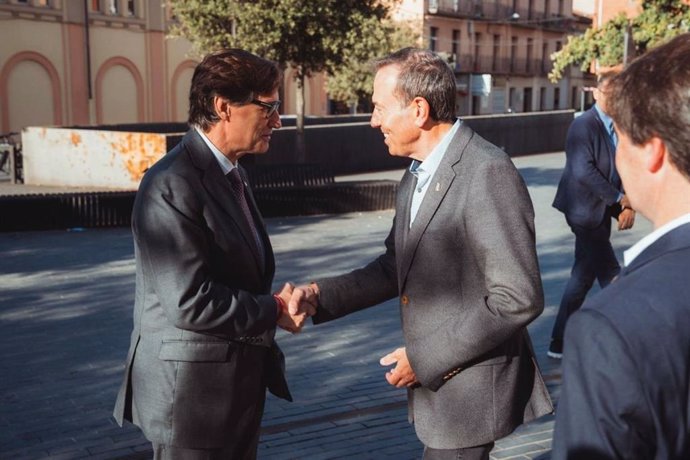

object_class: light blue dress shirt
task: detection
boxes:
[409,120,461,226]
[594,103,617,148]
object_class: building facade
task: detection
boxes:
[2,0,595,134]
[394,0,594,116]
[0,0,327,133]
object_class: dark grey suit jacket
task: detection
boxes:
[553,222,690,460]
[113,130,290,449]
[314,123,553,449]
[552,106,622,229]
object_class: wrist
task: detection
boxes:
[273,294,287,319]
[309,281,320,298]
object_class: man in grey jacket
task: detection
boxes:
[296,48,553,460]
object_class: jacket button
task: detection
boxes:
[401,295,409,305]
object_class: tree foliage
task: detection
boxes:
[168,0,405,158]
[326,17,417,110]
[549,0,690,82]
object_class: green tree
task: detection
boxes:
[169,0,399,161]
[549,0,690,82]
[326,17,417,112]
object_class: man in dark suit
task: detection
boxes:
[293,48,553,459]
[552,33,690,459]
[112,49,312,459]
[548,71,635,359]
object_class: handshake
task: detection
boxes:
[274,282,319,333]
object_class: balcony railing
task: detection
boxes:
[453,54,549,76]
[428,1,574,31]
[429,0,515,20]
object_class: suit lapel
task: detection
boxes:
[183,130,266,274]
[395,170,415,286]
[396,171,416,244]
[396,123,472,287]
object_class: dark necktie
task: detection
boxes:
[227,168,264,264]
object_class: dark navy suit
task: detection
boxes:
[550,106,623,344]
[552,222,690,459]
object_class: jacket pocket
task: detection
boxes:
[158,340,232,362]
[471,354,510,366]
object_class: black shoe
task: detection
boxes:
[547,339,563,359]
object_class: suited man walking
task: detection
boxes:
[548,71,635,359]
[552,33,690,459]
[298,48,553,459]
[113,49,311,459]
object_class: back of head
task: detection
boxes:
[374,48,457,123]
[188,49,282,131]
[608,33,690,180]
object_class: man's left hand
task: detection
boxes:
[380,347,419,388]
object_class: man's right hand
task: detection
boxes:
[274,282,313,333]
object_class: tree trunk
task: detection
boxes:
[295,72,306,163]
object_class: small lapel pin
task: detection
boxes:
[435,182,441,192]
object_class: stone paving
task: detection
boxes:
[0,152,653,459]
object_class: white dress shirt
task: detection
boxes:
[194,126,237,173]
[624,213,690,266]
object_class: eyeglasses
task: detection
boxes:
[250,99,281,118]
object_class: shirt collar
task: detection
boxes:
[624,212,690,266]
[194,126,237,175]
[409,119,461,183]
[594,103,614,132]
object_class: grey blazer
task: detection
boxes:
[113,130,290,449]
[314,123,553,449]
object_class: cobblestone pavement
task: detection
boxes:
[0,152,652,459]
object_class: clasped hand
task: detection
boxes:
[275,282,319,333]
[618,194,636,231]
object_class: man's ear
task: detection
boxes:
[412,97,430,127]
[646,137,666,174]
[213,96,229,121]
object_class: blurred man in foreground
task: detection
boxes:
[553,33,690,460]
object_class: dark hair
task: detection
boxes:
[188,49,282,130]
[373,48,457,123]
[608,33,690,180]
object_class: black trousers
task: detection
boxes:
[152,427,261,460]
[551,217,620,341]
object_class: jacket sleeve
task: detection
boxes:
[312,217,399,324]
[133,170,278,337]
